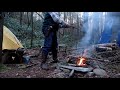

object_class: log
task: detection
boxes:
[68,63,77,66]
[95,43,119,52]
[59,43,118,53]
[96,49,120,55]
[67,55,109,64]
[59,47,84,52]
[96,46,112,52]
[97,43,117,47]
[59,65,93,72]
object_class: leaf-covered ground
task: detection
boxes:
[0,48,120,78]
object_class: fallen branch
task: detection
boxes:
[96,46,112,52]
[18,63,38,69]
[97,43,118,47]
[59,65,93,72]
[96,49,120,55]
[68,63,77,66]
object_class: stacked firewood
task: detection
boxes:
[95,43,119,52]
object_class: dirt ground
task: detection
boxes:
[0,48,68,78]
[0,47,120,78]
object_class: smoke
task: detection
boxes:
[76,12,120,48]
[72,12,120,56]
[76,12,99,47]
[79,12,93,46]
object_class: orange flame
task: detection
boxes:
[77,57,86,66]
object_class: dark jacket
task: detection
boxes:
[42,12,59,34]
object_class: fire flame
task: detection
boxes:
[77,49,88,66]
[77,57,86,66]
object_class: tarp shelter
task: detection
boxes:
[117,31,120,47]
[98,19,113,44]
[2,26,23,50]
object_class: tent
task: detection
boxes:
[2,26,23,50]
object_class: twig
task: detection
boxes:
[18,63,38,69]
[69,69,75,77]
[36,12,44,19]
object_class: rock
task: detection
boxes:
[113,73,120,78]
[48,71,67,78]
[104,60,110,62]
[56,72,67,78]
[50,63,58,69]
[33,75,36,77]
[16,73,19,76]
[93,68,108,77]
[48,68,68,78]
[26,75,31,78]
[87,72,95,77]
[18,65,26,69]
[54,69,61,73]
[60,68,70,73]
[87,60,100,68]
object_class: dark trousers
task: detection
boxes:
[42,30,58,60]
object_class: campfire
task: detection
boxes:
[77,57,86,67]
[58,43,117,78]
[76,48,88,66]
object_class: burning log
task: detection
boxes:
[68,63,77,67]
[59,65,93,72]
[67,55,109,64]
[67,55,87,64]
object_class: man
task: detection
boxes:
[41,12,70,70]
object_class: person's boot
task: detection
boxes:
[51,58,59,63]
[40,53,49,70]
[51,49,59,63]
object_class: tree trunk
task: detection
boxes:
[30,12,34,48]
[20,12,23,26]
[0,12,4,63]
[77,13,79,36]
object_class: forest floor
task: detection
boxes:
[0,47,120,78]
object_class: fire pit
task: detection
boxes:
[51,43,120,78]
[58,45,110,78]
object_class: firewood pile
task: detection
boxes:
[52,43,120,78]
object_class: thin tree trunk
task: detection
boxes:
[31,12,34,48]
[0,12,4,63]
[20,12,23,26]
[77,13,79,37]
